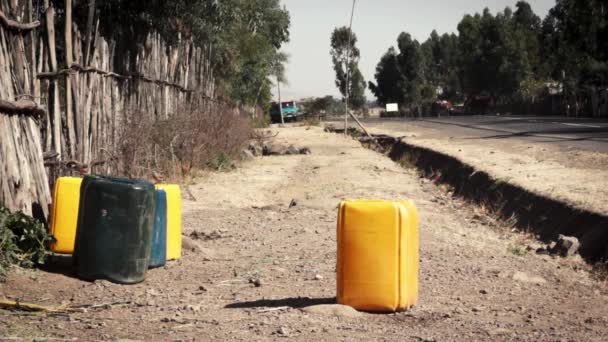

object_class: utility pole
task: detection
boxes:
[344,0,356,135]
[277,75,284,125]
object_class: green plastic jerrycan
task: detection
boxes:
[73,175,156,284]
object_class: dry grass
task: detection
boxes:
[117,104,252,182]
[302,117,321,127]
[508,244,528,256]
[397,151,421,169]
[591,262,608,284]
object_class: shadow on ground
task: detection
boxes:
[225,297,336,309]
[42,254,77,278]
[479,127,608,141]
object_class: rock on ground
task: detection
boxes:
[551,235,581,257]
[248,142,263,156]
[512,271,547,285]
[301,304,363,318]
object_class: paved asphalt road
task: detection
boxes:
[360,115,608,154]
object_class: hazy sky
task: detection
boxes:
[278,0,556,101]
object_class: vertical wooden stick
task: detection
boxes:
[84,0,96,65]
[64,0,78,160]
[45,4,61,158]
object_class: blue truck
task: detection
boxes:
[270,101,300,123]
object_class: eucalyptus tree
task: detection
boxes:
[330,26,366,110]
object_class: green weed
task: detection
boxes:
[0,208,52,279]
[398,151,420,169]
[206,152,235,171]
[508,244,528,256]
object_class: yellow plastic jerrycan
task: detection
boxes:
[155,184,182,260]
[49,177,83,254]
[337,200,419,312]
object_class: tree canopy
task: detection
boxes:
[330,26,366,110]
[368,0,608,113]
[368,47,400,106]
[70,0,291,109]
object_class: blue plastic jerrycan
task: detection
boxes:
[149,189,167,268]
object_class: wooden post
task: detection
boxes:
[65,0,78,160]
[0,1,51,220]
[344,0,357,135]
[45,4,61,158]
[84,0,96,64]
[27,0,37,99]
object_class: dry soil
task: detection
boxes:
[1,126,607,341]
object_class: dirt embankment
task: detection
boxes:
[1,126,607,341]
[358,119,608,215]
[328,125,608,263]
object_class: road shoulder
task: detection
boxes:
[361,120,608,215]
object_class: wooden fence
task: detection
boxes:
[0,0,216,221]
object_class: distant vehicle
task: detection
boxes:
[465,95,496,114]
[431,100,453,116]
[270,101,300,122]
[449,103,466,115]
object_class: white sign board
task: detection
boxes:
[386,103,399,112]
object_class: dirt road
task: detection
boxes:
[1,126,607,341]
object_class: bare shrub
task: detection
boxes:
[252,113,272,128]
[251,130,279,147]
[117,102,252,181]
